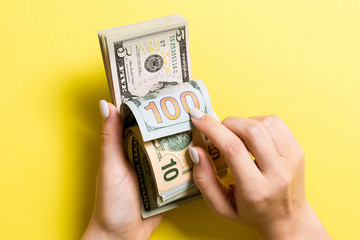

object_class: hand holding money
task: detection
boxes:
[188,111,332,240]
[82,101,162,240]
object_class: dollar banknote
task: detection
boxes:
[125,124,227,217]
[121,79,214,141]
[98,15,192,109]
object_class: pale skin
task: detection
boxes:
[189,109,331,240]
[82,101,331,240]
[82,102,162,240]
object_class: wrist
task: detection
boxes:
[258,201,331,240]
[82,217,121,240]
[82,215,152,240]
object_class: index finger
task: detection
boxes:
[189,108,261,182]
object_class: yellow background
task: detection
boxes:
[1,0,359,239]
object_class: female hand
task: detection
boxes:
[188,108,331,240]
[82,100,162,240]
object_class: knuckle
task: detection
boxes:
[246,189,271,207]
[261,115,278,131]
[276,172,292,191]
[240,180,272,210]
[221,116,236,126]
[193,174,211,192]
[101,131,112,148]
[244,120,265,140]
[269,114,282,123]
[101,131,122,149]
[223,137,244,157]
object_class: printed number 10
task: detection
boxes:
[144,91,199,123]
[161,158,178,182]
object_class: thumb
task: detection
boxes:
[189,146,237,219]
[99,100,130,175]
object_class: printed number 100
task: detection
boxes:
[144,91,200,123]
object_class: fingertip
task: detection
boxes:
[99,100,109,118]
[189,108,205,120]
[190,147,236,219]
[101,101,123,126]
[189,147,199,165]
[99,100,120,119]
[101,100,125,150]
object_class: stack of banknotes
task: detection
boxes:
[98,15,229,218]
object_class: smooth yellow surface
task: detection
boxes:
[1,0,359,239]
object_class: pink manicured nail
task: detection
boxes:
[189,147,199,165]
[189,108,204,119]
[99,100,109,118]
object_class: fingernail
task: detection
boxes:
[99,100,109,118]
[189,147,199,165]
[189,108,204,119]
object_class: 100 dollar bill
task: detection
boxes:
[121,79,213,141]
